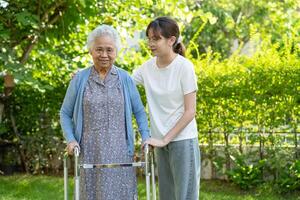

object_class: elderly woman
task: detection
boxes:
[60,25,149,200]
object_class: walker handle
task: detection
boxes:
[74,146,80,157]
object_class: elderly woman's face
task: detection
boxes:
[90,35,117,69]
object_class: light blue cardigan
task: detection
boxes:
[60,66,150,156]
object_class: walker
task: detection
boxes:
[63,144,156,200]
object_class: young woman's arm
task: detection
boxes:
[145,91,196,147]
[132,67,144,86]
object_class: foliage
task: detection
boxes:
[186,0,300,57]
[227,153,265,189]
[276,159,300,193]
[194,37,300,191]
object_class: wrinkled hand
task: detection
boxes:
[144,138,168,148]
[66,141,80,155]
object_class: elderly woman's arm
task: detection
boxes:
[127,76,150,142]
[60,74,80,154]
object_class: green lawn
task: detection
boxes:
[0,175,299,200]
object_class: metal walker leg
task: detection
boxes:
[151,151,156,200]
[145,144,156,200]
[63,153,68,200]
[64,146,80,200]
[74,147,80,200]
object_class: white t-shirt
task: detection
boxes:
[132,54,198,141]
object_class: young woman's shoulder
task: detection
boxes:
[141,57,156,68]
[177,55,193,66]
[177,55,194,71]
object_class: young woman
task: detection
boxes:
[133,17,201,200]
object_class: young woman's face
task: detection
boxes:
[147,29,175,56]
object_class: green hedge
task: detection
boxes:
[193,38,300,190]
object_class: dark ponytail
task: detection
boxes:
[146,16,186,57]
[173,42,186,57]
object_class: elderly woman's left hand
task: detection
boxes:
[145,138,168,147]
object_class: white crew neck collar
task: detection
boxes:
[155,54,179,70]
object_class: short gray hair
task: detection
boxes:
[86,25,121,53]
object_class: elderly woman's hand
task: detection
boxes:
[66,141,80,155]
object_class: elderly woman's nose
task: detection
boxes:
[100,51,107,57]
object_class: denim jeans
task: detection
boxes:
[155,138,201,200]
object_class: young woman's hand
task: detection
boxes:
[145,138,168,147]
[66,141,80,155]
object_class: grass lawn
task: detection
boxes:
[0,175,299,200]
